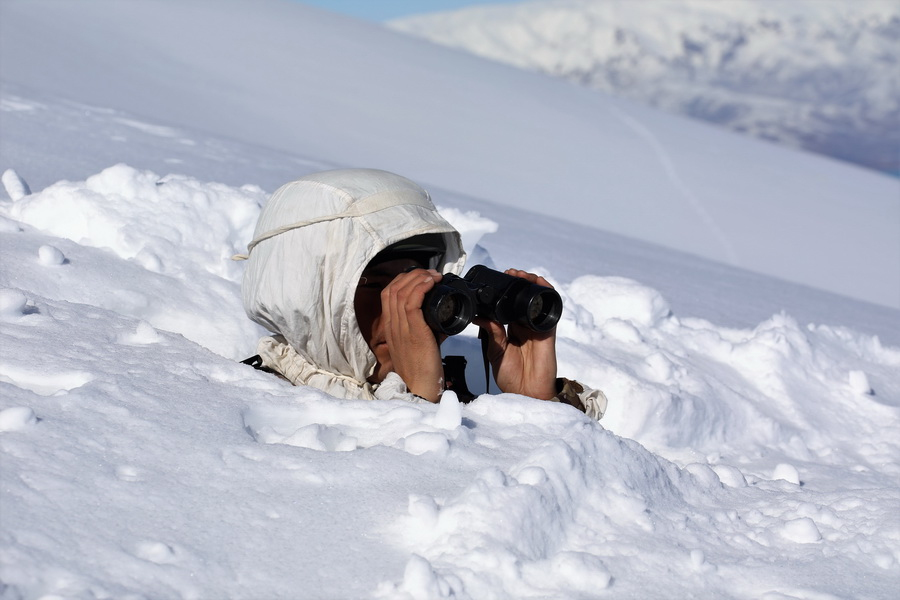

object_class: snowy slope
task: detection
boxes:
[1,1,900,598]
[389,0,900,175]
[3,156,899,599]
[2,0,899,309]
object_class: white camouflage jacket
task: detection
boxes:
[240,169,607,420]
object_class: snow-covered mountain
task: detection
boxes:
[389,0,900,175]
[1,1,899,597]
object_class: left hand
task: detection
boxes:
[473,269,558,400]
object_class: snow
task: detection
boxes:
[389,0,900,175]
[1,170,30,201]
[1,1,899,598]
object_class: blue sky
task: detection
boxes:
[297,0,525,21]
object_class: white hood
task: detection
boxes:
[241,169,466,397]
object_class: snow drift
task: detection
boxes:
[2,161,898,598]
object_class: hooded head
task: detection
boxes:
[241,169,466,392]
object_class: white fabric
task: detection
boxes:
[233,188,437,259]
[241,169,466,397]
[581,388,608,421]
[372,371,423,404]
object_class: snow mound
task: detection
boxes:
[436,205,498,259]
[567,275,672,329]
[6,163,266,281]
[1,166,898,598]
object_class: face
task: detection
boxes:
[354,258,423,384]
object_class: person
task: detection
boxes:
[238,168,607,419]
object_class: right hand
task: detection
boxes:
[381,268,445,402]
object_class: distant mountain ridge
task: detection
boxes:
[390,0,900,174]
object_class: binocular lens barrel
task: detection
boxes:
[519,288,563,332]
[423,283,475,336]
[422,266,563,335]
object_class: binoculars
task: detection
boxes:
[422,265,563,336]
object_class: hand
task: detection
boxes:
[474,269,558,400]
[381,268,445,402]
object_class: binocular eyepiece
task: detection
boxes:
[423,265,563,336]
